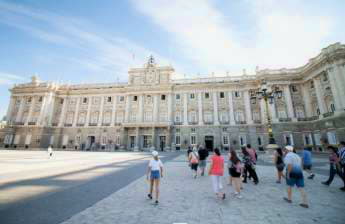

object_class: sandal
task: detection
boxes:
[147,194,152,199]
[283,197,292,203]
[299,203,309,208]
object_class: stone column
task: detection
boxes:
[283,85,295,119]
[183,93,188,125]
[328,66,344,110]
[153,94,159,123]
[111,95,117,125]
[46,93,56,126]
[72,97,81,127]
[25,96,35,126]
[124,95,131,123]
[152,127,156,150]
[37,94,48,126]
[6,96,15,124]
[98,96,105,126]
[228,91,235,125]
[198,92,204,125]
[167,93,173,123]
[58,97,67,127]
[335,64,345,100]
[212,92,219,125]
[15,97,25,123]
[260,99,267,124]
[243,91,253,124]
[302,83,313,117]
[314,78,327,114]
[135,127,140,151]
[269,101,277,122]
[85,97,92,127]
[138,95,144,123]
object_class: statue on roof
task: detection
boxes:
[147,55,156,67]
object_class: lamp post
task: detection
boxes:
[250,82,283,150]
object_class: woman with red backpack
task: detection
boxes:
[189,147,199,178]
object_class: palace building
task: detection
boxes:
[1,43,345,151]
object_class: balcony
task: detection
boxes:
[114,122,122,126]
[64,123,72,127]
[174,121,183,125]
[220,121,230,125]
[28,122,36,125]
[297,117,308,122]
[14,122,24,125]
[51,123,58,126]
[235,121,247,125]
[102,123,111,126]
[307,116,319,121]
[204,121,214,125]
[323,112,334,118]
[253,120,261,124]
[89,123,97,126]
[279,118,292,122]
[76,123,85,127]
[189,121,198,125]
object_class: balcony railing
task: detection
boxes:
[51,123,58,126]
[323,112,334,118]
[297,117,308,122]
[220,121,230,125]
[253,120,261,124]
[14,122,24,125]
[189,121,198,125]
[174,121,183,125]
[77,123,85,127]
[89,123,98,126]
[102,123,111,126]
[204,121,214,125]
[64,123,72,127]
[279,118,292,122]
[114,122,122,126]
[235,121,247,125]
[28,122,36,125]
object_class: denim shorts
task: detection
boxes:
[286,172,304,188]
[151,170,160,179]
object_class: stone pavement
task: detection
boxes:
[61,154,345,224]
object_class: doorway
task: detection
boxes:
[130,136,136,149]
[159,136,166,151]
[86,136,95,150]
[205,136,214,151]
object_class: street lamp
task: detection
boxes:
[251,82,283,150]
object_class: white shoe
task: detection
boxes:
[236,194,242,199]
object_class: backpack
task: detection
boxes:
[190,152,199,164]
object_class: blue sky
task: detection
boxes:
[0,0,344,119]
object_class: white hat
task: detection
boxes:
[152,151,158,157]
[285,145,294,152]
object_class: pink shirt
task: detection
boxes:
[210,155,224,176]
[247,148,257,163]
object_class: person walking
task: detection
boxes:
[322,145,345,188]
[283,146,309,208]
[47,145,53,158]
[241,147,259,184]
[337,141,345,191]
[187,146,192,167]
[198,145,209,176]
[245,144,257,181]
[208,148,226,200]
[189,147,199,178]
[302,147,315,179]
[229,149,243,198]
[273,148,285,183]
[147,151,164,204]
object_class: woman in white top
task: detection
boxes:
[147,151,164,204]
[47,145,53,158]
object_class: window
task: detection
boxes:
[78,112,86,124]
[220,111,228,123]
[175,112,181,122]
[223,135,229,145]
[220,92,225,98]
[205,92,210,99]
[116,112,124,123]
[313,133,321,145]
[83,97,88,104]
[101,136,107,145]
[38,96,43,102]
[327,131,337,145]
[296,108,305,118]
[191,128,196,133]
[253,111,261,121]
[235,111,244,122]
[176,128,180,133]
[143,135,152,148]
[234,91,240,98]
[257,136,262,146]
[190,93,195,99]
[191,135,196,145]
[323,73,328,82]
[176,94,180,100]
[60,98,64,104]
[278,109,287,118]
[119,96,125,102]
[27,97,32,103]
[316,108,320,115]
[146,95,152,103]
[103,112,111,124]
[90,111,99,124]
[223,127,227,132]
[130,112,136,122]
[161,95,166,100]
[144,111,152,122]
[284,133,294,146]
[130,136,136,148]
[291,85,298,93]
[133,96,137,101]
[159,112,167,122]
[204,111,213,123]
[107,96,112,103]
[175,135,181,145]
[310,81,314,89]
[304,133,312,145]
[189,111,197,123]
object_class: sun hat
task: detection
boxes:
[285,145,294,152]
[152,151,158,157]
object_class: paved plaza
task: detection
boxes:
[0,150,344,224]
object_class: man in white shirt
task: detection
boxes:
[283,146,309,208]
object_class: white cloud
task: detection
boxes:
[0,1,172,82]
[132,0,338,75]
[0,72,28,85]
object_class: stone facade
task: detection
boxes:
[1,43,345,151]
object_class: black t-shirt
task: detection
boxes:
[198,149,209,160]
[187,149,192,156]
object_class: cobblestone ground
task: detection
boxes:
[61,154,345,224]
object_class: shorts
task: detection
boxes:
[199,160,206,168]
[150,170,160,180]
[191,163,199,171]
[276,163,285,172]
[286,172,304,188]
[303,164,312,170]
[229,167,241,178]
